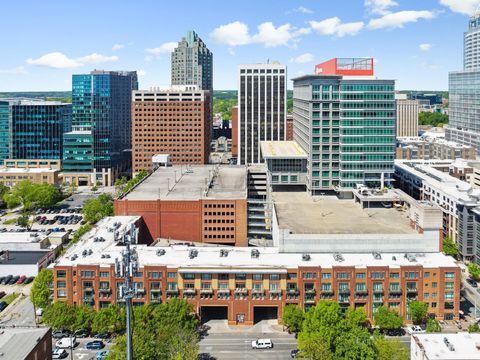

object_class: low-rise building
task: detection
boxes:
[114,166,248,246]
[53,216,460,325]
[3,159,61,169]
[411,333,480,360]
[396,137,476,161]
[0,167,61,186]
[0,327,52,360]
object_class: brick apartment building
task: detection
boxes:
[53,227,460,325]
[115,165,248,246]
[132,86,212,173]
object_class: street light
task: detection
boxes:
[115,224,138,360]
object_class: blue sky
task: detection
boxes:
[0,0,478,91]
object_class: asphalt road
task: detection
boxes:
[52,337,112,360]
[199,333,297,360]
[0,294,36,326]
[461,275,480,318]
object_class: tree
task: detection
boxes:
[342,308,369,330]
[419,112,449,127]
[443,236,459,258]
[426,318,441,332]
[374,305,404,331]
[374,335,409,360]
[16,214,30,229]
[42,302,76,330]
[334,326,376,360]
[469,263,480,281]
[82,194,114,224]
[74,305,94,331]
[469,323,480,333]
[30,268,53,309]
[282,304,304,334]
[3,181,61,211]
[91,305,125,334]
[408,301,429,324]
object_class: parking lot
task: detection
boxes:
[52,336,112,360]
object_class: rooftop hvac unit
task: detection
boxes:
[251,249,260,258]
[372,252,382,260]
[156,249,166,256]
[302,254,311,262]
[220,249,229,257]
[333,253,344,262]
[189,249,198,259]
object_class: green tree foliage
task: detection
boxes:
[426,318,442,332]
[121,170,149,196]
[282,304,304,334]
[108,300,199,360]
[374,335,409,360]
[16,214,30,229]
[443,236,459,258]
[3,181,62,211]
[74,305,94,331]
[70,224,93,244]
[42,301,76,330]
[91,305,126,334]
[374,305,404,330]
[82,194,114,224]
[409,301,429,324]
[334,326,376,360]
[30,269,53,309]
[419,112,449,127]
[213,98,236,120]
[469,263,480,281]
[469,323,480,333]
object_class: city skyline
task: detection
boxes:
[0,0,479,91]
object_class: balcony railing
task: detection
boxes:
[234,288,248,295]
[406,288,418,294]
[339,289,350,295]
[183,289,196,296]
[355,289,368,295]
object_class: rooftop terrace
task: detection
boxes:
[260,141,308,159]
[123,165,247,201]
[273,192,415,235]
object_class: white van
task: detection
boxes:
[251,338,273,349]
[55,336,78,349]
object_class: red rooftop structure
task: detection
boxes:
[314,58,374,76]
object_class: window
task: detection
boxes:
[445,272,455,278]
[236,273,246,280]
[100,272,109,278]
[81,271,94,278]
[337,272,351,279]
[252,274,263,281]
[356,273,365,279]
[432,282,437,288]
[57,290,66,298]
[373,283,383,292]
[287,273,297,280]
[167,272,176,279]
[148,272,162,279]
[390,273,399,279]
[201,274,212,281]
[445,282,454,290]
[424,272,430,278]
[218,274,229,280]
[371,272,385,279]
[321,273,331,279]
[270,274,280,281]
[304,272,316,279]
[56,270,66,278]
[167,282,177,290]
[57,281,66,288]
[183,273,195,280]
[445,292,454,300]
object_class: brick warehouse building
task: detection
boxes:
[53,217,461,325]
[132,86,212,173]
[115,165,248,246]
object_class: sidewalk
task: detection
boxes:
[204,320,287,334]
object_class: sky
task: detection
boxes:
[0,0,479,91]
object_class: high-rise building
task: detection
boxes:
[446,11,480,153]
[396,94,419,137]
[237,64,287,164]
[63,70,138,186]
[132,86,212,172]
[293,58,395,195]
[0,100,71,161]
[171,31,213,90]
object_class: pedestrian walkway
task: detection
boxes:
[204,319,287,334]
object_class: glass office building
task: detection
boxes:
[0,102,10,161]
[293,74,395,194]
[63,70,138,182]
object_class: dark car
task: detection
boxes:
[0,291,6,299]
[8,276,19,285]
[1,275,12,285]
[52,330,70,339]
[385,328,406,336]
[24,276,34,284]
[0,301,8,311]
[74,329,89,338]
[468,278,478,288]
[93,333,110,340]
[291,349,302,358]
[85,341,105,350]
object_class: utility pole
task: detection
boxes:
[115,224,138,360]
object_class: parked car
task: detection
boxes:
[86,340,105,350]
[1,275,12,285]
[16,275,26,284]
[74,329,89,338]
[8,276,19,285]
[0,301,7,311]
[52,329,70,339]
[24,276,34,284]
[251,338,273,349]
[467,278,478,288]
[55,336,78,349]
[0,291,5,299]
[96,350,110,360]
[93,332,110,339]
[291,349,301,358]
[52,347,68,359]
[385,328,406,336]
[407,325,426,335]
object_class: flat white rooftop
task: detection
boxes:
[412,333,480,360]
[260,141,308,159]
[0,232,48,243]
[56,217,456,270]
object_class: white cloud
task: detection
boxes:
[76,53,119,64]
[309,17,365,37]
[419,43,432,51]
[112,43,125,51]
[368,10,436,29]
[137,70,146,76]
[145,42,178,55]
[295,6,313,14]
[0,66,27,75]
[27,52,119,69]
[365,0,398,15]
[211,21,306,47]
[211,21,251,46]
[290,53,314,64]
[439,0,480,16]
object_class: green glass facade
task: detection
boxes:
[293,76,395,194]
[62,132,93,172]
[0,102,10,161]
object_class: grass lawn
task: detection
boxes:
[2,218,16,225]
[3,293,19,305]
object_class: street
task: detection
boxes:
[199,333,297,360]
